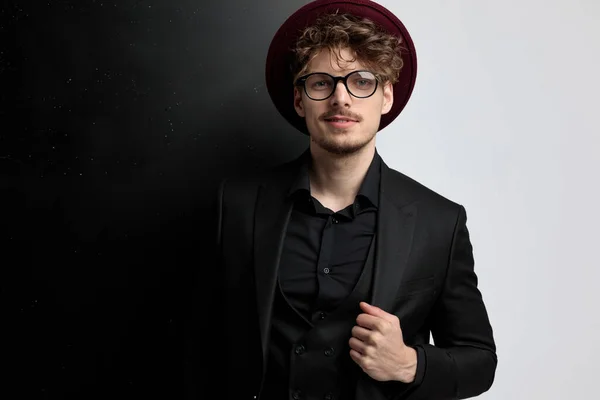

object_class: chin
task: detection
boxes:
[312,133,373,156]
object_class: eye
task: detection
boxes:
[353,78,375,88]
[305,74,333,91]
[311,80,331,90]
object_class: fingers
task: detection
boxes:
[356,313,379,330]
[351,325,371,342]
[348,336,369,355]
[360,302,397,322]
[349,348,363,365]
[351,325,383,354]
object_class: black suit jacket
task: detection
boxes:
[214,151,497,400]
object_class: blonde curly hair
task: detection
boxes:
[291,12,406,84]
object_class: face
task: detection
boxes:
[294,47,394,155]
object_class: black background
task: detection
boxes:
[1,0,310,398]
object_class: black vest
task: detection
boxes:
[261,236,376,400]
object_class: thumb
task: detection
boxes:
[360,301,384,315]
[360,302,396,323]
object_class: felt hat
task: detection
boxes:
[265,0,417,135]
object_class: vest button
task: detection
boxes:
[324,347,335,357]
[292,389,302,399]
[294,344,306,355]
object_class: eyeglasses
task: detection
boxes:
[294,70,379,101]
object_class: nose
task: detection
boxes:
[329,80,352,107]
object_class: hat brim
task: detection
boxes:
[265,0,417,135]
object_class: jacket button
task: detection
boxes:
[294,344,305,355]
[324,347,335,357]
[292,389,302,399]
[324,393,334,400]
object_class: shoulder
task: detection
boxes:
[218,153,303,199]
[382,160,465,218]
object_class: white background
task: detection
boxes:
[374,0,600,398]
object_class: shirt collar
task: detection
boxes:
[288,149,381,208]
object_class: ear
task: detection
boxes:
[294,86,306,118]
[381,82,394,115]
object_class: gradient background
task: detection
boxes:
[2,0,598,399]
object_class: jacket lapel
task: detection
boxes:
[357,161,418,399]
[253,164,297,374]
[370,161,417,312]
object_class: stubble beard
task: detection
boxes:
[312,128,376,156]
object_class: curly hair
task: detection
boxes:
[291,12,406,84]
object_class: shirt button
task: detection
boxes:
[292,389,302,400]
[294,344,305,355]
[319,312,326,320]
[324,347,335,357]
[323,267,330,274]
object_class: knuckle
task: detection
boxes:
[368,332,380,346]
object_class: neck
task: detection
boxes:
[308,143,376,210]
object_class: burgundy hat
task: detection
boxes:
[265,0,417,135]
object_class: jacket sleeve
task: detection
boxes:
[411,205,497,399]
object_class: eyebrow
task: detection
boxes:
[306,69,361,75]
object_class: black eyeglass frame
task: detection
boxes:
[294,70,380,101]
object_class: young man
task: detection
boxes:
[215,1,497,399]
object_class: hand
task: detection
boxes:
[349,302,417,383]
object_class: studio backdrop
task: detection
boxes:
[2,0,599,399]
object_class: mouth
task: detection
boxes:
[323,115,359,129]
[324,118,357,123]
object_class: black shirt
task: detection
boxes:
[278,151,381,324]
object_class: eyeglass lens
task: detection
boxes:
[304,71,377,100]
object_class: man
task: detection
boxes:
[215,1,497,399]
